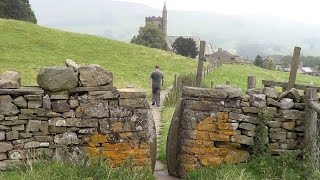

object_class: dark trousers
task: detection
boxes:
[152,87,161,106]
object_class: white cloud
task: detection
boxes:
[116,0,320,25]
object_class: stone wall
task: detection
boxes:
[0,60,156,171]
[167,86,306,178]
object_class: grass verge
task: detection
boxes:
[0,159,155,180]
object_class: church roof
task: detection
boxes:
[166,36,214,55]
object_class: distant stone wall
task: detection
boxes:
[0,60,156,171]
[167,86,306,178]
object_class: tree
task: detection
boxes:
[0,0,37,24]
[262,59,276,70]
[131,25,167,50]
[172,37,198,58]
[254,55,263,67]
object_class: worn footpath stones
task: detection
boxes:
[0,71,21,89]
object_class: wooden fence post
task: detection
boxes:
[247,76,256,90]
[174,74,177,90]
[287,47,301,90]
[305,88,320,169]
[211,81,213,88]
[196,41,206,87]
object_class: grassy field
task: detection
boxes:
[204,64,320,91]
[0,19,198,95]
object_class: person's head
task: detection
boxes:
[155,65,160,70]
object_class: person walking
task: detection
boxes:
[149,65,164,107]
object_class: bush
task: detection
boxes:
[131,25,167,50]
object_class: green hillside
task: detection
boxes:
[0,19,197,93]
[204,64,320,91]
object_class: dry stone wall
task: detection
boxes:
[167,86,306,178]
[0,60,156,171]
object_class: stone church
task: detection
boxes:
[145,2,214,55]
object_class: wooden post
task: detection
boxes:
[211,81,213,88]
[196,41,206,87]
[287,47,301,91]
[174,74,177,90]
[247,76,256,90]
[305,88,320,168]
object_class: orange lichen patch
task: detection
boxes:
[209,133,230,141]
[199,156,223,166]
[214,142,242,149]
[85,147,100,160]
[217,112,229,122]
[195,131,210,141]
[119,132,133,139]
[102,148,149,160]
[86,132,108,147]
[132,158,151,166]
[219,129,239,136]
[197,123,216,131]
[216,123,231,130]
[181,146,222,155]
[139,143,150,149]
[183,163,198,172]
[179,154,198,164]
[111,122,124,132]
[103,143,135,151]
[182,140,215,149]
[223,149,250,164]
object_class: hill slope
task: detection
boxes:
[0,19,198,92]
[204,64,320,91]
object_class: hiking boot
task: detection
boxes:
[152,102,155,105]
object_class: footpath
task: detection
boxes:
[149,86,179,180]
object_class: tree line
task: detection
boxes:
[131,25,199,58]
[0,0,37,23]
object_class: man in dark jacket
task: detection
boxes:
[149,65,164,107]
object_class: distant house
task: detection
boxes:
[298,67,314,74]
[166,36,214,56]
[207,48,239,63]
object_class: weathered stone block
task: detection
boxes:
[8,150,26,160]
[78,128,96,134]
[240,101,250,107]
[230,135,254,146]
[278,88,300,102]
[24,141,41,149]
[267,121,282,128]
[0,131,5,140]
[282,122,295,130]
[88,90,119,100]
[79,64,113,87]
[281,110,305,120]
[267,98,281,107]
[239,123,256,131]
[54,132,79,145]
[6,131,18,140]
[52,100,70,113]
[76,101,109,118]
[33,136,53,142]
[287,132,297,139]
[294,103,305,110]
[48,126,67,133]
[0,71,21,89]
[118,89,146,99]
[37,67,78,91]
[263,87,278,99]
[0,95,12,102]
[28,101,42,109]
[1,120,27,126]
[241,107,258,114]
[26,120,41,132]
[269,131,287,140]
[225,100,240,108]
[65,59,79,71]
[0,115,4,121]
[5,116,18,121]
[241,95,250,102]
[249,94,266,108]
[184,99,219,111]
[279,139,297,150]
[241,130,256,137]
[69,99,79,108]
[280,98,294,110]
[0,102,19,116]
[11,124,24,131]
[119,99,149,109]
[110,107,133,118]
[19,133,32,139]
[0,142,13,152]
[229,112,258,124]
[294,126,304,132]
[182,87,228,99]
[0,153,7,160]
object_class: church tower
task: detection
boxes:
[162,2,167,36]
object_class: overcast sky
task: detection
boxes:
[117,0,320,25]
